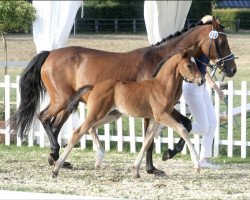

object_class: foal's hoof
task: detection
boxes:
[51,171,58,178]
[133,173,141,179]
[162,149,174,161]
[48,155,55,166]
[62,161,73,169]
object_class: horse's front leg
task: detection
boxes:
[156,112,200,170]
[133,119,159,178]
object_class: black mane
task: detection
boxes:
[153,21,212,47]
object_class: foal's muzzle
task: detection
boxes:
[197,76,205,86]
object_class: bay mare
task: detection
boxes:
[52,47,204,178]
[10,16,236,175]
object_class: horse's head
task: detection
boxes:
[200,15,237,77]
[179,46,204,85]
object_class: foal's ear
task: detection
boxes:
[182,45,196,57]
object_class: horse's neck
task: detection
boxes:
[154,25,209,58]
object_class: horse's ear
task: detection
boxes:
[212,16,218,28]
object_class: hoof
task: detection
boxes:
[154,169,166,177]
[95,164,101,170]
[62,161,73,169]
[133,173,140,179]
[196,168,201,173]
[51,171,58,178]
[162,149,175,161]
[146,167,166,177]
[48,155,55,166]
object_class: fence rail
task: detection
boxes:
[73,18,250,34]
[0,75,249,158]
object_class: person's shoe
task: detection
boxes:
[199,158,221,169]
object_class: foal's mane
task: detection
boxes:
[152,51,180,78]
[153,21,211,47]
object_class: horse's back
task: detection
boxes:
[41,46,150,93]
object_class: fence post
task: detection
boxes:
[117,118,123,152]
[104,123,110,151]
[236,19,240,32]
[114,19,118,33]
[80,103,86,149]
[241,81,247,158]
[4,75,10,145]
[213,81,220,157]
[227,81,234,157]
[129,117,136,153]
[180,95,187,154]
[16,76,22,146]
[133,19,136,33]
[95,19,99,33]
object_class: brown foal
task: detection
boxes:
[52,47,204,178]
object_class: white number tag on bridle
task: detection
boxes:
[209,31,218,39]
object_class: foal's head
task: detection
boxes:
[178,47,204,85]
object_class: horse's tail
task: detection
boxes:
[8,51,50,138]
[68,85,93,113]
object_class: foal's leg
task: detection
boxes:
[52,118,94,178]
[162,108,191,160]
[88,127,105,169]
[133,119,159,178]
[144,118,166,176]
[156,112,200,170]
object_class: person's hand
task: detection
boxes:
[213,85,224,101]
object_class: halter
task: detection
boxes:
[207,28,237,67]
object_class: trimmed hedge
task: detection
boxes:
[82,0,213,20]
[81,0,144,19]
[212,9,250,31]
[187,0,212,21]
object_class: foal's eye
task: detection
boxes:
[187,64,192,68]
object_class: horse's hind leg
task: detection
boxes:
[38,103,67,165]
[50,109,73,168]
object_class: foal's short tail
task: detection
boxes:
[67,85,93,113]
[8,51,50,138]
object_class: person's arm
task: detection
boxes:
[205,72,225,101]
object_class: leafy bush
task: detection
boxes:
[213,9,250,31]
[0,0,36,33]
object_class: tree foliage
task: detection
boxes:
[0,0,36,33]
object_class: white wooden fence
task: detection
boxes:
[0,75,249,158]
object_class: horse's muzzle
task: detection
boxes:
[222,66,237,77]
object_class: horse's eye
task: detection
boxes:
[220,41,226,47]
